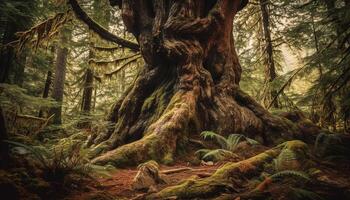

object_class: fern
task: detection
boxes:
[315,132,350,159]
[198,131,260,161]
[200,131,227,149]
[226,134,244,151]
[200,131,260,152]
[274,148,298,171]
[202,149,237,162]
[4,140,50,168]
[195,149,212,158]
[269,170,310,182]
[5,140,92,182]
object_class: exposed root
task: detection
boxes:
[146,140,309,199]
[91,91,197,167]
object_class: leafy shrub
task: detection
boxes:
[5,140,91,183]
[314,132,350,160]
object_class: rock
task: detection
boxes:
[201,160,214,166]
[148,185,158,193]
[11,147,30,155]
[131,160,165,191]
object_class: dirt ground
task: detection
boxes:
[66,162,221,200]
[64,144,350,200]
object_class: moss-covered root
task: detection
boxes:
[91,91,197,167]
[147,140,308,200]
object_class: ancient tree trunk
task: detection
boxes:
[50,32,69,125]
[86,0,304,167]
[259,0,278,109]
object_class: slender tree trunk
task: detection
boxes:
[13,51,27,86]
[259,0,278,108]
[84,0,311,168]
[38,71,53,118]
[78,41,94,128]
[0,21,17,83]
[81,68,94,113]
[50,32,69,125]
[93,86,97,111]
[0,105,9,168]
[0,0,34,84]
[79,0,110,126]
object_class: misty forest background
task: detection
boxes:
[1,0,349,130]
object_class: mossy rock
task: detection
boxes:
[275,140,309,171]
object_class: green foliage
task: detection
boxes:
[200,131,227,149]
[196,131,259,162]
[314,132,350,159]
[195,149,237,162]
[269,170,310,182]
[274,140,309,171]
[200,131,259,151]
[0,83,58,112]
[5,139,91,182]
[274,148,298,171]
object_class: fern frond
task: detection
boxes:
[274,148,297,171]
[200,131,227,149]
[4,140,49,167]
[195,149,211,158]
[246,137,260,145]
[270,170,310,182]
[226,134,244,151]
[202,149,236,162]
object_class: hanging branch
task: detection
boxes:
[67,0,139,52]
[89,53,141,67]
[9,11,71,52]
[105,55,142,78]
[267,29,349,109]
[92,45,120,52]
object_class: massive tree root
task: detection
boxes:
[85,0,318,167]
[146,140,309,199]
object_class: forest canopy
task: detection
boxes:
[0,0,349,199]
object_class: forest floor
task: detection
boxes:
[67,162,220,200]
[64,145,350,200]
[2,141,350,200]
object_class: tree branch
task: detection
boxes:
[68,0,139,52]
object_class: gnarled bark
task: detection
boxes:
[83,0,307,167]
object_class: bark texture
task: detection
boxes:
[50,32,69,125]
[39,70,53,118]
[259,0,278,108]
[87,0,304,167]
[81,68,94,113]
[0,106,9,167]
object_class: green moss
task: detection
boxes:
[162,152,174,165]
[282,140,308,152]
[88,142,109,158]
